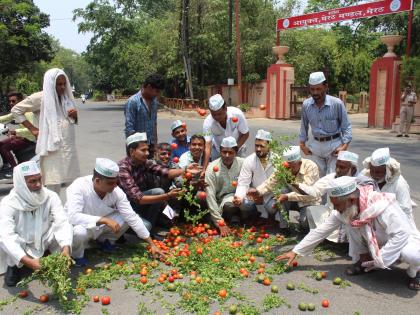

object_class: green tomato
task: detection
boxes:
[271,285,279,293]
[229,304,238,314]
[298,302,307,311]
[307,303,315,311]
[286,282,295,290]
[333,277,343,285]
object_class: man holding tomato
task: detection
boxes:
[205,137,244,236]
[170,120,190,159]
[0,161,73,286]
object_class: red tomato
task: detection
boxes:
[39,294,49,303]
[322,299,329,308]
[181,122,187,129]
[171,143,178,150]
[171,269,178,275]
[249,256,256,263]
[282,161,289,168]
[168,276,175,283]
[259,104,266,110]
[196,247,203,255]
[218,289,227,298]
[217,220,226,227]
[198,109,206,116]
[231,180,238,187]
[292,261,298,267]
[185,172,192,180]
[321,271,328,278]
[213,165,219,172]
[140,276,148,284]
[140,268,148,276]
[101,296,111,305]
[256,237,263,243]
[92,295,100,303]
[18,291,28,298]
[231,116,239,123]
[173,157,179,163]
[263,278,271,286]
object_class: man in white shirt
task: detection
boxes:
[0,161,73,286]
[65,158,166,266]
[277,176,420,291]
[233,130,276,221]
[202,94,249,170]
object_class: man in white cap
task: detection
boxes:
[277,176,420,291]
[170,120,190,159]
[248,146,320,234]
[233,130,276,221]
[361,148,416,226]
[299,71,352,177]
[118,133,201,233]
[202,94,249,170]
[0,161,73,286]
[205,136,244,236]
[65,158,166,266]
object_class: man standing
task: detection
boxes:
[202,94,249,169]
[361,147,416,226]
[249,146,320,233]
[65,158,165,266]
[0,161,73,286]
[397,85,417,137]
[170,120,190,159]
[205,137,244,236]
[233,130,276,220]
[124,74,165,157]
[299,72,352,177]
[277,176,420,291]
[118,133,200,232]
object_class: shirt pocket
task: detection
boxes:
[323,118,338,133]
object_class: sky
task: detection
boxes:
[33,0,93,53]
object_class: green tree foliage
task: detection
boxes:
[0,0,55,93]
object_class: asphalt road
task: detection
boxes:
[0,100,419,314]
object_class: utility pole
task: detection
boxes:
[235,0,242,104]
[228,0,233,105]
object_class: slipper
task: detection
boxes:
[408,271,420,291]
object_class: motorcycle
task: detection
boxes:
[0,122,38,184]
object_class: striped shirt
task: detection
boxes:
[299,95,352,144]
[124,91,158,144]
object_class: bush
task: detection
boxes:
[92,91,106,101]
[239,103,251,112]
[16,77,39,95]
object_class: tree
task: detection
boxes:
[0,0,55,94]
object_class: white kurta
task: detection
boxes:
[65,176,150,239]
[12,91,80,185]
[0,190,73,274]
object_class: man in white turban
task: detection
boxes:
[277,176,420,291]
[12,68,80,193]
[0,161,73,286]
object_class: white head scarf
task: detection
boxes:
[36,68,75,156]
[1,163,47,250]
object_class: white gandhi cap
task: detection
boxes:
[370,148,390,166]
[283,146,301,162]
[255,129,272,142]
[221,136,238,148]
[95,158,119,178]
[171,120,183,132]
[329,176,357,197]
[338,151,359,166]
[209,94,225,111]
[309,71,326,85]
[126,132,147,146]
[18,161,41,176]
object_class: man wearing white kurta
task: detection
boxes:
[202,94,249,169]
[66,158,165,266]
[11,68,80,193]
[361,147,416,227]
[277,176,420,291]
[233,130,276,219]
[0,161,73,286]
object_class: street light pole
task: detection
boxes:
[235,0,242,105]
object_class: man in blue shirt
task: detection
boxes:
[170,120,190,159]
[124,74,165,158]
[299,72,352,177]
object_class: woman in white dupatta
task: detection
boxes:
[11,68,80,192]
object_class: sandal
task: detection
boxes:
[408,272,420,291]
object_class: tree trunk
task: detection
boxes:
[181,0,194,99]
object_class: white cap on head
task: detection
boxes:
[329,176,357,197]
[95,158,119,178]
[126,132,147,146]
[338,151,359,166]
[221,136,238,148]
[255,129,272,142]
[209,94,225,111]
[309,71,326,85]
[370,148,390,166]
[171,120,183,132]
[18,161,41,176]
[283,146,301,162]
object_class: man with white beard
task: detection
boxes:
[0,161,73,286]
[276,176,420,290]
[361,147,416,226]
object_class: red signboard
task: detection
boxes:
[277,0,413,31]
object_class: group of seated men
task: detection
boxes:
[0,113,419,290]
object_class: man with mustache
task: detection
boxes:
[277,176,420,291]
[299,72,352,177]
[361,148,416,227]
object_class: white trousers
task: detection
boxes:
[347,227,420,278]
[307,137,342,177]
[72,212,129,259]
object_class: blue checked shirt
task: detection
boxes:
[299,95,352,144]
[124,91,158,144]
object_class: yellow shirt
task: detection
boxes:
[0,112,35,142]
